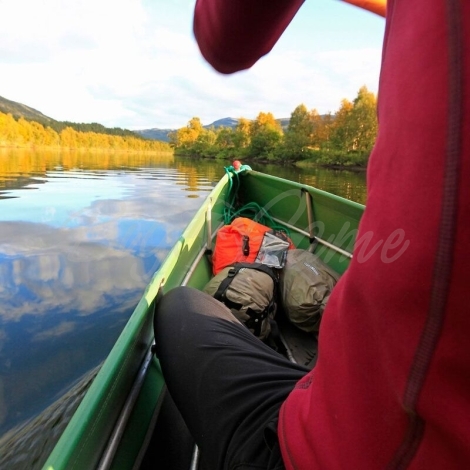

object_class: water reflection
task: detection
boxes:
[254,163,367,205]
[0,150,224,442]
[0,149,366,465]
[0,366,99,470]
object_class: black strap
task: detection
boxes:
[233,262,279,283]
[213,263,279,338]
[214,263,278,301]
[213,267,237,302]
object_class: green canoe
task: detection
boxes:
[42,166,364,470]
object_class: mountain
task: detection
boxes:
[277,118,290,130]
[134,117,241,142]
[134,127,174,142]
[0,95,55,126]
[206,116,289,130]
[208,117,290,130]
[206,117,239,129]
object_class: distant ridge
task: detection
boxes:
[134,127,174,142]
[206,117,239,129]
[0,95,55,125]
[135,116,290,142]
[0,95,151,140]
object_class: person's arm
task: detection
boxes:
[193,0,305,74]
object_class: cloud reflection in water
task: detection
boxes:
[0,164,217,437]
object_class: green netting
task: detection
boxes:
[223,165,289,236]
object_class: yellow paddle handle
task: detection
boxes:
[342,0,387,17]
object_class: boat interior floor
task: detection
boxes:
[274,309,319,370]
[139,310,318,470]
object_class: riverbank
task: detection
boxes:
[173,151,368,172]
[295,159,367,172]
[0,144,174,155]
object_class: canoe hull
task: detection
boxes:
[42,168,364,470]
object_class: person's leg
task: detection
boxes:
[154,286,308,470]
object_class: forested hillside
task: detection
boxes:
[0,95,54,125]
[1,88,377,161]
[0,112,171,152]
[0,95,150,141]
[170,86,377,167]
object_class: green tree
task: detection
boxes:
[215,127,234,149]
[349,85,378,153]
[283,104,313,161]
[193,128,217,156]
[215,127,240,158]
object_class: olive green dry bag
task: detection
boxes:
[279,249,339,333]
[203,262,278,341]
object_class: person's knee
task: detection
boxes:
[153,286,191,333]
[153,286,238,360]
[160,286,193,311]
[154,285,240,336]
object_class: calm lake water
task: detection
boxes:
[0,148,366,466]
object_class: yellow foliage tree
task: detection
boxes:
[0,111,171,153]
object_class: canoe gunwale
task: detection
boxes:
[182,220,224,286]
[97,343,155,470]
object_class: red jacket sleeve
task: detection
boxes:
[193,0,305,74]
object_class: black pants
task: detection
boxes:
[154,286,308,470]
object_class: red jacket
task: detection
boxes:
[194,0,470,468]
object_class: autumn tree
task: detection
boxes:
[248,112,283,160]
[330,99,355,152]
[169,117,204,150]
[60,127,79,148]
[0,112,19,144]
[317,112,334,151]
[330,87,377,155]
[0,111,171,152]
[232,118,251,150]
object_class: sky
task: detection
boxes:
[0,0,386,131]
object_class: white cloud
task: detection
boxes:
[0,0,384,129]
[31,321,77,341]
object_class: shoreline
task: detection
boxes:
[0,144,174,155]
[173,152,367,172]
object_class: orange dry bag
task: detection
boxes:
[212,217,271,275]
